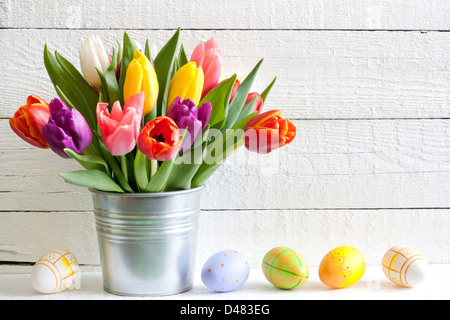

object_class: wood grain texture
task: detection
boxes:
[2,118,449,211]
[1,209,448,266]
[1,0,449,30]
[1,29,449,120]
[1,0,449,268]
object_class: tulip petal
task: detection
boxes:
[69,108,93,153]
[124,91,145,118]
[104,124,137,156]
[198,102,212,130]
[27,95,48,106]
[123,58,144,103]
[137,116,181,161]
[43,98,92,158]
[191,42,205,67]
[244,110,281,130]
[110,101,124,122]
[10,118,47,149]
[168,62,204,107]
[201,49,222,97]
[9,96,51,149]
[244,110,295,154]
[43,122,77,158]
[96,92,144,156]
[205,38,219,51]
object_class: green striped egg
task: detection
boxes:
[262,247,309,290]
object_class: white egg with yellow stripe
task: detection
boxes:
[31,249,80,294]
[382,245,427,288]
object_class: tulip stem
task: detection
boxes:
[120,155,129,183]
[150,159,158,179]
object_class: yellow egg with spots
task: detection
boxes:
[319,246,366,289]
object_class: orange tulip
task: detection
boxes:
[244,110,296,154]
[9,95,50,149]
[137,116,182,161]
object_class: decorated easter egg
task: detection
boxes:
[31,249,80,294]
[319,246,365,289]
[262,247,309,290]
[201,250,250,292]
[382,245,428,288]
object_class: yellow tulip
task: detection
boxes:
[123,49,159,115]
[167,61,204,108]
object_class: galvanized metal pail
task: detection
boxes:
[90,186,203,296]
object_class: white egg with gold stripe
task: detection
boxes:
[382,245,427,288]
[31,249,80,294]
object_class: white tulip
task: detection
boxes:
[78,35,110,88]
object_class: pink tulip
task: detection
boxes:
[191,38,223,99]
[96,92,145,156]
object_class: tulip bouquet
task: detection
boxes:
[10,29,296,193]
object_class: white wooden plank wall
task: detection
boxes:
[0,0,449,271]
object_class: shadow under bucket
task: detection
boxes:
[90,186,203,297]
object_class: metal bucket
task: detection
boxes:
[90,186,203,296]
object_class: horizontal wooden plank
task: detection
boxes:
[2,118,449,211]
[1,0,449,30]
[1,209,448,266]
[1,29,449,120]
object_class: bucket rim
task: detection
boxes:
[89,185,204,198]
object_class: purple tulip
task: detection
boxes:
[166,96,212,152]
[42,98,93,159]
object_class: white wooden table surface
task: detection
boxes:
[0,1,449,301]
[1,265,449,300]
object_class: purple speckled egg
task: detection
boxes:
[201,250,250,292]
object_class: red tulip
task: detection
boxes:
[137,116,182,161]
[230,79,240,102]
[244,110,296,154]
[245,92,264,114]
[225,79,264,114]
[9,95,50,149]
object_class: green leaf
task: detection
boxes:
[260,76,277,102]
[64,148,110,175]
[192,125,210,152]
[44,45,98,133]
[118,31,139,105]
[144,159,175,192]
[222,59,263,131]
[200,74,237,130]
[44,45,80,107]
[165,141,208,191]
[236,96,257,124]
[98,140,134,193]
[46,51,101,157]
[232,112,258,134]
[178,44,188,68]
[120,155,129,183]
[134,149,149,192]
[55,85,77,110]
[116,38,122,67]
[154,28,180,117]
[54,51,99,130]
[191,112,257,188]
[96,67,110,103]
[191,163,220,188]
[103,47,121,105]
[144,39,153,63]
[58,170,124,193]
